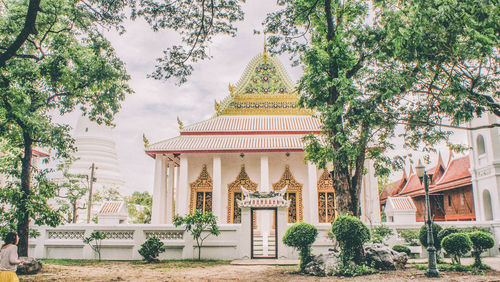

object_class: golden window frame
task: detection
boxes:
[227,164,258,223]
[317,169,336,223]
[272,165,303,222]
[189,165,213,214]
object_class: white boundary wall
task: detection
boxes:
[26,221,500,260]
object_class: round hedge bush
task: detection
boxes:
[468,231,495,267]
[419,223,443,250]
[437,226,460,244]
[331,215,370,264]
[283,222,318,271]
[392,244,411,256]
[441,233,472,265]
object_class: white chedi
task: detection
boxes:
[68,116,125,190]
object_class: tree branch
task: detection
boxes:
[0,0,41,67]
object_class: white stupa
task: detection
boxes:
[68,116,125,190]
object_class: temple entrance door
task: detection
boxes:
[251,208,277,259]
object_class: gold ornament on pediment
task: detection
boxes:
[228,83,235,96]
[227,164,258,224]
[214,100,221,116]
[272,165,303,222]
[142,133,149,148]
[189,165,213,214]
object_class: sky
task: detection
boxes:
[56,0,468,195]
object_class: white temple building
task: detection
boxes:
[145,50,381,258]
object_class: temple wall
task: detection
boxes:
[25,221,500,260]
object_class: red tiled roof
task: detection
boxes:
[99,201,124,215]
[431,155,471,193]
[387,196,416,211]
[398,173,423,196]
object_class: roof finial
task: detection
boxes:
[263,33,268,58]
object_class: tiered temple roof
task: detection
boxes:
[146,52,320,156]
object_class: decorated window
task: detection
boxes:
[272,165,303,223]
[190,165,213,214]
[317,170,336,223]
[227,165,258,223]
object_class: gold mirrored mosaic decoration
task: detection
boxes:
[317,169,336,223]
[272,165,303,223]
[227,165,258,223]
[190,165,213,214]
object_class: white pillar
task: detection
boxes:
[213,155,222,223]
[152,155,166,224]
[166,164,175,224]
[307,161,319,224]
[260,155,269,191]
[177,154,189,216]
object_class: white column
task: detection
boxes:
[213,155,222,223]
[177,154,189,216]
[307,161,319,224]
[166,164,175,224]
[260,155,269,191]
[152,155,166,224]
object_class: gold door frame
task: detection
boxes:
[189,165,213,214]
[317,169,336,222]
[227,164,258,223]
[272,165,303,222]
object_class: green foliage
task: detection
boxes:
[138,236,166,263]
[174,209,220,260]
[333,263,375,277]
[419,223,443,251]
[437,226,461,245]
[93,187,123,203]
[461,226,491,234]
[442,233,472,265]
[126,191,152,224]
[371,225,393,244]
[262,0,500,217]
[468,231,495,267]
[331,215,370,265]
[55,161,89,223]
[83,231,107,261]
[413,263,489,272]
[398,229,420,246]
[282,222,318,272]
[392,245,411,256]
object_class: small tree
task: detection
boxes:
[371,225,393,244]
[441,233,472,265]
[468,231,495,268]
[282,222,318,272]
[139,236,166,263]
[398,229,420,246]
[331,215,370,265]
[392,245,411,256]
[437,226,460,246]
[83,231,107,261]
[419,223,443,252]
[174,209,220,260]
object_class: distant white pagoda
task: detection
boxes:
[68,116,125,190]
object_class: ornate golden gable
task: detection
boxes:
[272,165,303,222]
[189,165,213,214]
[227,165,258,223]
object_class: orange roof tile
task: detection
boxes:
[431,155,471,192]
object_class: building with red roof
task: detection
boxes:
[380,153,475,222]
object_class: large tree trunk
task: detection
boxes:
[18,134,32,257]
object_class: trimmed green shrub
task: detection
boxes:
[437,226,460,245]
[392,244,411,256]
[371,225,393,244]
[442,233,472,265]
[419,223,443,251]
[282,222,318,272]
[138,236,166,263]
[398,229,420,246]
[331,215,370,265]
[468,231,495,267]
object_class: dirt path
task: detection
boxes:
[20,262,500,281]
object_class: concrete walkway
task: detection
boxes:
[409,256,500,271]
